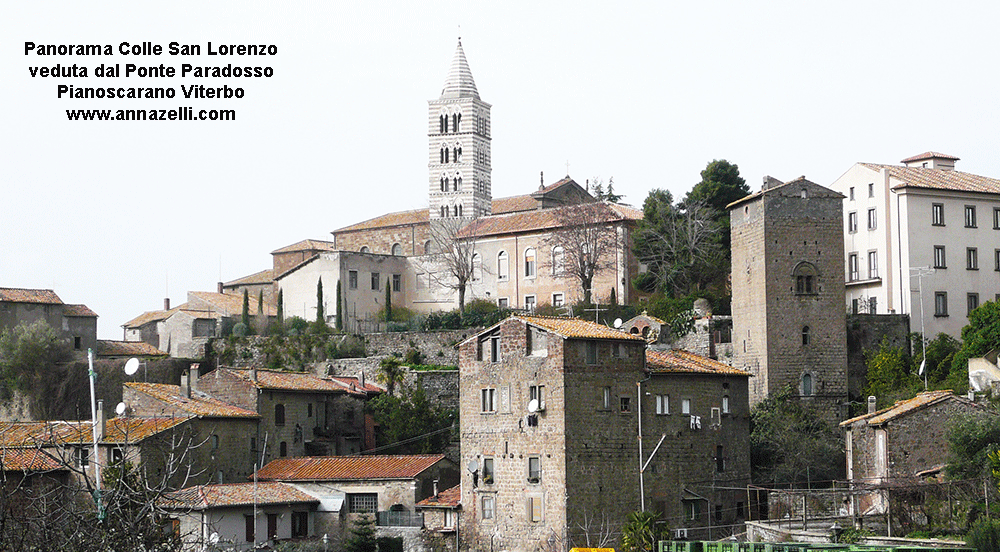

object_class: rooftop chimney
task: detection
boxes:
[190,363,200,393]
[867,396,877,414]
[218,282,224,294]
[249,366,257,382]
[96,400,106,441]
[181,370,191,398]
[762,175,784,190]
[433,478,439,498]
[164,297,170,311]
[539,171,544,190]
[359,371,366,388]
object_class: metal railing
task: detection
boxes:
[377,510,423,527]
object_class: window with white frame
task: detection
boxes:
[966,205,977,228]
[481,494,495,520]
[392,274,401,292]
[602,387,611,410]
[994,207,1000,229]
[681,398,692,415]
[848,253,859,281]
[722,394,730,414]
[497,297,509,308]
[524,295,536,312]
[848,211,858,233]
[551,246,565,276]
[552,292,564,307]
[934,246,946,269]
[868,251,879,279]
[527,456,541,483]
[524,248,536,278]
[867,208,877,230]
[656,394,669,415]
[529,384,545,409]
[932,203,945,226]
[482,457,495,484]
[967,248,979,270]
[497,251,509,281]
[348,270,358,290]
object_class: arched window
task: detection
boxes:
[279,441,288,457]
[472,253,482,282]
[439,114,446,134]
[274,404,285,426]
[444,147,450,163]
[440,206,446,218]
[440,147,445,164]
[455,174,462,191]
[453,113,461,132]
[551,246,565,276]
[801,325,810,345]
[443,114,449,133]
[440,176,446,192]
[391,243,402,256]
[524,248,537,278]
[801,373,813,396]
[793,262,818,295]
[424,240,433,254]
[359,246,370,253]
[458,204,463,217]
[456,146,462,162]
[497,251,509,281]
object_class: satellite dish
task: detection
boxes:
[527,399,539,413]
[115,402,127,416]
[124,358,140,376]
[467,459,479,473]
[613,318,623,329]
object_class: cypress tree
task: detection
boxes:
[277,289,284,322]
[241,289,250,329]
[316,277,324,323]
[609,287,617,306]
[385,277,392,322]
[336,280,344,331]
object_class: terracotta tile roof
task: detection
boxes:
[416,484,461,508]
[220,368,376,395]
[188,292,276,317]
[223,269,274,287]
[177,309,222,320]
[0,416,191,446]
[95,340,168,357]
[839,390,962,427]
[491,194,538,214]
[160,481,318,510]
[62,304,97,317]
[860,163,1000,195]
[518,315,645,341]
[255,454,447,481]
[333,209,429,233]
[270,239,337,255]
[537,176,577,194]
[458,201,641,239]
[123,307,178,328]
[125,382,260,418]
[329,376,385,395]
[0,288,62,305]
[0,447,64,472]
[900,151,960,163]
[646,349,751,376]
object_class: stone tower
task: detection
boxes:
[729,176,849,423]
[428,39,492,220]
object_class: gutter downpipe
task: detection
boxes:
[638,353,651,512]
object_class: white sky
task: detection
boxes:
[4,1,1000,339]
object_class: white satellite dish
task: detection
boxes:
[124,357,140,376]
[467,459,479,473]
[613,318,623,329]
[527,399,539,413]
[115,402,127,416]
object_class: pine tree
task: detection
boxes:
[385,277,392,322]
[316,277,324,323]
[336,280,344,331]
[342,515,377,552]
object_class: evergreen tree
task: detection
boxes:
[277,289,284,322]
[609,287,618,306]
[241,289,250,329]
[316,277,324,323]
[336,280,344,331]
[342,515,377,552]
[385,277,392,322]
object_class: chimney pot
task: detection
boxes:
[218,282,224,294]
[164,297,170,311]
[867,396,877,414]
[190,363,200,392]
[96,399,106,441]
[181,370,191,398]
[359,371,366,388]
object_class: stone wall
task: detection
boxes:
[846,314,910,399]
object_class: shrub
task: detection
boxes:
[335,335,366,359]
[232,322,248,337]
[285,316,309,334]
[404,348,424,366]
[966,517,1000,552]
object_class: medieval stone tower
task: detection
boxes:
[729,176,849,423]
[428,40,492,220]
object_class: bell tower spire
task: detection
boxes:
[428,39,492,220]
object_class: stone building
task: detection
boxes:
[840,390,994,515]
[829,152,1000,339]
[729,176,849,421]
[416,484,461,551]
[0,287,98,354]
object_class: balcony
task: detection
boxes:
[377,510,423,527]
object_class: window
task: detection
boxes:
[868,182,875,197]
[966,205,977,228]
[359,246,370,253]
[849,187,855,201]
[655,394,670,415]
[868,251,879,279]
[74,336,81,349]
[524,248,536,278]
[620,396,631,412]
[497,297,508,308]
[794,262,817,293]
[612,342,622,358]
[392,274,401,292]
[481,388,496,412]
[848,253,859,281]
[424,240,433,254]
[722,395,730,414]
[715,504,724,522]
[932,203,945,226]
[348,493,378,513]
[497,251,509,281]
[551,246,565,276]
[552,293,564,307]
[274,404,285,425]
[529,385,545,409]
[848,211,858,233]
[935,292,948,317]
[212,434,220,449]
[267,514,278,541]
[996,249,1000,271]
[528,457,541,483]
[801,326,810,346]
[684,500,699,521]
[586,341,598,364]
[528,496,543,523]
[245,514,255,542]
[681,398,692,415]
[391,243,402,256]
[348,270,358,289]
[483,457,495,484]
[371,272,380,290]
[472,253,482,282]
[279,441,287,457]
[602,387,611,410]
[524,295,536,312]
[76,447,89,468]
[291,511,308,538]
[968,248,979,270]
[969,293,980,315]
[802,373,813,396]
[250,438,257,454]
[307,403,313,418]
[867,208,877,230]
[934,246,946,269]
[994,207,1000,229]
[489,335,501,362]
[482,494,495,520]
[716,445,725,473]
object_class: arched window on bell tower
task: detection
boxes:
[439,114,446,134]
[454,173,461,192]
[453,113,461,132]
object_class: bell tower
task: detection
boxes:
[429,39,492,220]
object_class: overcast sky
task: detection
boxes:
[4,1,1000,339]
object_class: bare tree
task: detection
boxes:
[543,202,624,305]
[422,217,482,312]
